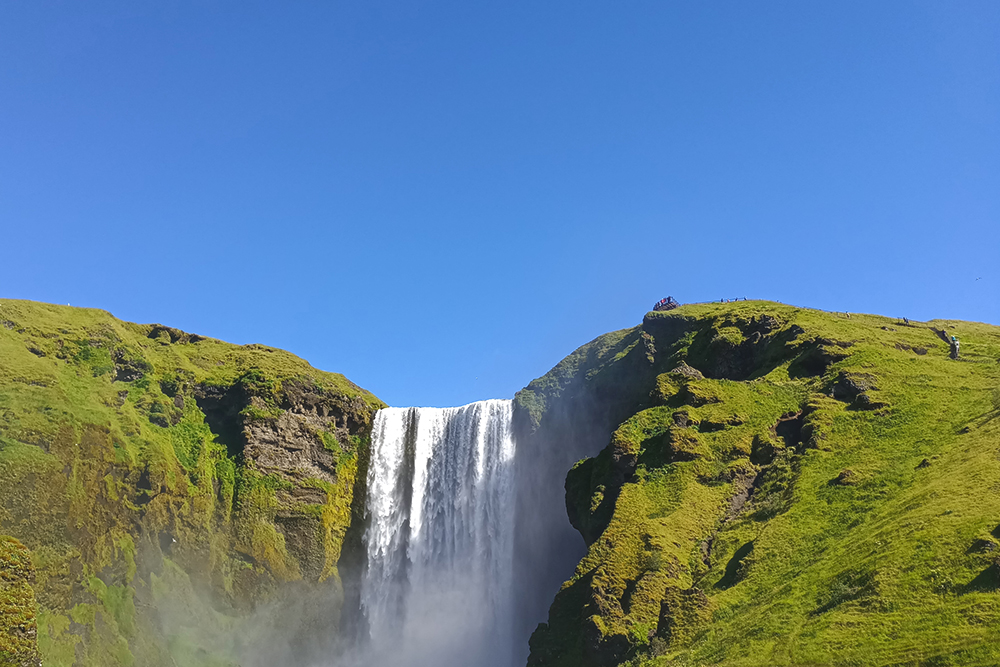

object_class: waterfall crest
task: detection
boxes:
[361,399,516,667]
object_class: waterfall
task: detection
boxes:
[360,399,516,667]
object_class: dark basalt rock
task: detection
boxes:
[243,379,373,485]
[146,324,205,344]
[112,348,150,382]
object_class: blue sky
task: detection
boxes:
[1,1,997,407]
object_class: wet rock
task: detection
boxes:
[274,513,326,581]
[287,486,328,505]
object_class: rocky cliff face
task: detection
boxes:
[0,299,383,667]
[517,302,1000,667]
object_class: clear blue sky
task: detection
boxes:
[1,2,997,407]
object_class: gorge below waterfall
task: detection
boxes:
[360,399,518,667]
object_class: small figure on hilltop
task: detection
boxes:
[654,296,680,312]
[950,336,960,359]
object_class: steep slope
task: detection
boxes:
[1,536,40,667]
[0,299,383,667]
[518,301,1000,667]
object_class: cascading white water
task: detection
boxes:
[361,399,516,667]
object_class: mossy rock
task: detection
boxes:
[0,536,40,667]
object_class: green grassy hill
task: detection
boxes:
[0,299,383,667]
[518,301,1000,667]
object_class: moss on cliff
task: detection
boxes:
[0,299,384,666]
[521,301,1000,667]
[1,536,40,667]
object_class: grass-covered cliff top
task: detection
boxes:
[0,298,381,414]
[520,300,1000,667]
